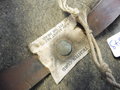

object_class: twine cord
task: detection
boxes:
[58,0,120,89]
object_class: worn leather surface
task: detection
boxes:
[88,0,120,36]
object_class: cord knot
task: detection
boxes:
[100,63,112,75]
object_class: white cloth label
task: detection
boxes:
[107,32,120,57]
[29,15,90,84]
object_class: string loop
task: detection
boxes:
[58,0,120,89]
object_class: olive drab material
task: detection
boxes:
[0,0,120,89]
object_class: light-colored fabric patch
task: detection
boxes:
[29,15,90,84]
[107,32,120,57]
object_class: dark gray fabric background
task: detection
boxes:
[0,0,120,90]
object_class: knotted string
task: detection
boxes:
[58,0,120,88]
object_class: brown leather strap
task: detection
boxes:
[0,56,50,90]
[88,0,120,36]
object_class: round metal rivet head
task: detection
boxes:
[56,40,72,56]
